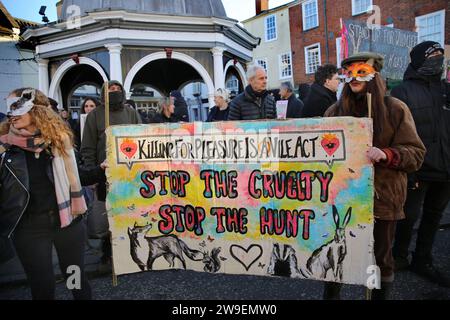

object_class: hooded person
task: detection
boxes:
[80,81,141,270]
[391,41,450,288]
[81,80,141,175]
[169,90,189,122]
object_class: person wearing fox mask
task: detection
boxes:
[323,52,426,299]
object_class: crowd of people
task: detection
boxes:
[0,40,449,300]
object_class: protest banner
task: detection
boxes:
[106,118,377,287]
[344,19,417,80]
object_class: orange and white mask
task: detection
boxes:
[343,62,376,83]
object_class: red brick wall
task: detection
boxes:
[289,0,449,85]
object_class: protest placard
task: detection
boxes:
[106,118,376,287]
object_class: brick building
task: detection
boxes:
[289,0,449,86]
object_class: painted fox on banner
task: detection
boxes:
[106,118,376,287]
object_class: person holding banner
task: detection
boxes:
[391,41,450,287]
[228,64,276,120]
[206,88,230,122]
[0,88,91,300]
[324,52,426,299]
[81,80,141,272]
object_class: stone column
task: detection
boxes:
[37,58,49,96]
[105,43,123,83]
[211,46,225,90]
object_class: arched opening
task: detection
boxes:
[224,61,246,100]
[48,57,108,106]
[68,82,101,119]
[130,83,163,119]
[179,81,209,121]
[59,64,104,112]
[127,56,211,121]
[124,51,215,118]
[225,71,242,100]
[224,65,245,100]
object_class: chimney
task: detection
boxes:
[56,0,64,21]
[256,0,269,15]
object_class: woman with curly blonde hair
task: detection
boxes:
[0,88,91,300]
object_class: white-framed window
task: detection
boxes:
[279,52,293,79]
[352,0,373,16]
[302,0,318,31]
[264,14,277,42]
[415,10,445,47]
[336,37,342,68]
[304,43,321,74]
[256,58,268,72]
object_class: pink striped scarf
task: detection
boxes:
[51,135,87,227]
[0,128,87,227]
[0,127,45,153]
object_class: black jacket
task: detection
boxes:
[228,85,277,120]
[391,65,450,182]
[206,106,230,122]
[301,83,337,117]
[285,94,304,118]
[152,112,178,123]
[0,146,105,240]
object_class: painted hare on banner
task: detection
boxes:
[306,205,352,282]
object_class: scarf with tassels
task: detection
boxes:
[0,127,87,228]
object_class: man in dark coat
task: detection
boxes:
[279,81,303,118]
[301,64,339,117]
[391,41,450,288]
[228,65,276,120]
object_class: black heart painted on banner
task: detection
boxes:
[229,244,263,271]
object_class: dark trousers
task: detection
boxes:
[374,219,397,282]
[393,181,450,264]
[12,212,92,300]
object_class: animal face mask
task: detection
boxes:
[343,62,376,83]
[6,89,36,117]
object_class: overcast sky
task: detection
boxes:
[2,0,293,23]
